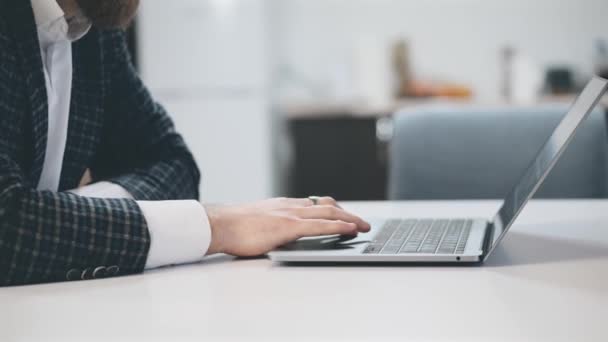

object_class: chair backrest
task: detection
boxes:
[388,105,608,200]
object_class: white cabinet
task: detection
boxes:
[137,0,273,202]
[161,97,272,203]
[138,0,269,92]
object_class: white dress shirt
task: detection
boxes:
[31,0,211,269]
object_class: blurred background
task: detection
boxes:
[129,0,608,203]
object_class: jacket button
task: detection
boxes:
[80,268,94,280]
[92,266,107,279]
[106,265,120,276]
[66,268,81,281]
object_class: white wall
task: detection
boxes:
[161,97,272,203]
[138,0,273,203]
[272,0,608,102]
[139,0,269,92]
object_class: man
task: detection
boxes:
[0,0,370,286]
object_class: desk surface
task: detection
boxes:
[2,200,608,342]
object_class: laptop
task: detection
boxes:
[269,76,608,264]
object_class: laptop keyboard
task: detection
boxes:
[362,219,472,255]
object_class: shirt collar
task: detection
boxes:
[31,0,91,45]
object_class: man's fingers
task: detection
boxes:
[278,196,342,209]
[315,196,342,208]
[281,198,317,207]
[291,205,371,231]
[294,219,358,238]
[288,196,341,208]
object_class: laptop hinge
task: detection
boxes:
[480,222,495,262]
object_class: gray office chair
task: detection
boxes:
[388,105,608,200]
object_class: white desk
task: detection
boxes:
[2,200,608,342]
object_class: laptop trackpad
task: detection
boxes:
[279,235,370,251]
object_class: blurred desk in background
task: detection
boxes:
[282,96,608,200]
[281,95,608,119]
[283,98,458,200]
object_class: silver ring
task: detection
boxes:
[308,196,321,206]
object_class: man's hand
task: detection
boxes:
[205,197,371,257]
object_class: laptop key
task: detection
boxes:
[364,220,407,254]
[370,220,400,246]
[380,246,401,254]
[363,218,471,255]
[363,244,383,254]
[436,220,465,254]
[380,221,415,254]
[418,219,449,253]
[454,220,472,254]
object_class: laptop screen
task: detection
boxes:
[486,77,608,258]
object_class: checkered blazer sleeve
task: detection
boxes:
[0,146,151,286]
[0,28,154,286]
[0,168,151,286]
[92,30,201,201]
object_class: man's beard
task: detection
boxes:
[75,0,140,29]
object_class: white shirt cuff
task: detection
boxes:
[68,181,134,199]
[137,200,212,269]
[69,182,211,269]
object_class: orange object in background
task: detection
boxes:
[434,83,473,98]
[393,40,473,100]
[402,80,473,99]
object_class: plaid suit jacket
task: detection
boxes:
[0,1,201,286]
